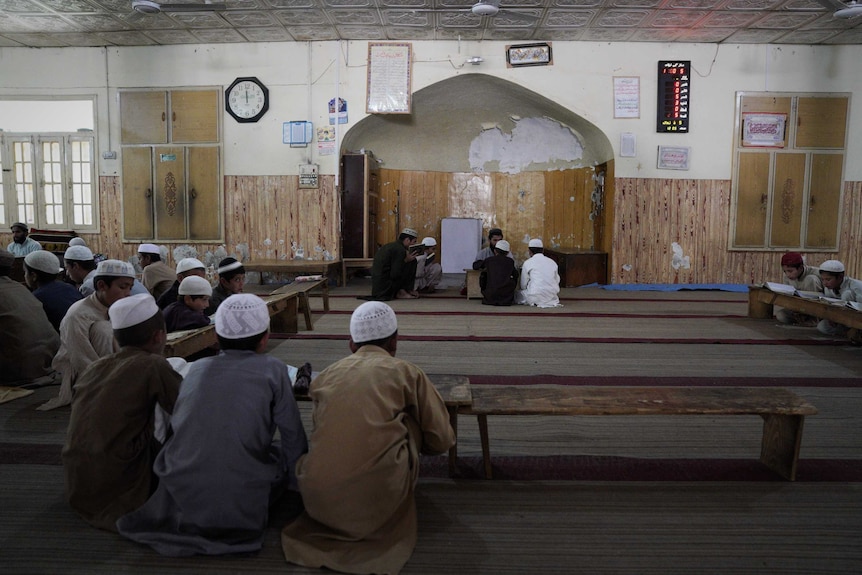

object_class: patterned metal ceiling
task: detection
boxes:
[0,0,861,48]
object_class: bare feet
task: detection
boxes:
[396,289,418,299]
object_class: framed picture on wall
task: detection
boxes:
[657,146,691,170]
[366,42,412,114]
[506,43,552,67]
[741,112,787,148]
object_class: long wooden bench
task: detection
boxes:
[270,278,330,330]
[462,385,817,481]
[748,285,862,334]
[244,258,341,285]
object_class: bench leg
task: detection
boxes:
[448,406,458,477]
[477,414,492,479]
[270,298,299,334]
[760,414,805,481]
[299,293,313,330]
[748,290,774,319]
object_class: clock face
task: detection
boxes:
[225,77,269,123]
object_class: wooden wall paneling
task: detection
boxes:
[599,161,615,268]
[769,153,806,248]
[98,176,124,258]
[120,91,167,145]
[805,154,844,249]
[170,90,218,144]
[376,168,401,245]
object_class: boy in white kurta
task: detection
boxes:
[281,301,455,575]
[515,238,562,308]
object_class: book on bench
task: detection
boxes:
[762,282,822,299]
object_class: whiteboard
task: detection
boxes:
[441,217,482,273]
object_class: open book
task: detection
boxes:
[762,282,821,299]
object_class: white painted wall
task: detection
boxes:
[1,41,859,180]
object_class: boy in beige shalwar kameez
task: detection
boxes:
[281,301,455,575]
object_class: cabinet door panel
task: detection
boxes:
[120,92,167,144]
[188,147,220,240]
[171,90,218,143]
[154,147,186,240]
[122,147,154,239]
[733,152,770,247]
[805,153,843,249]
[796,97,848,149]
[769,153,805,247]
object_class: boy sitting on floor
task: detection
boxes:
[117,293,308,556]
[163,275,213,333]
[62,293,182,531]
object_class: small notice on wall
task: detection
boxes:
[613,76,640,119]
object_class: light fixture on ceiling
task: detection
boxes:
[471,1,501,16]
[466,56,484,65]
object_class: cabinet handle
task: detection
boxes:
[161,112,165,122]
[809,196,816,211]
[190,188,197,199]
[146,188,152,198]
[172,112,176,122]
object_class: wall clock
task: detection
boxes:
[225,77,269,123]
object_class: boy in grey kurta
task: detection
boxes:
[281,301,455,575]
[117,293,308,556]
[62,293,181,531]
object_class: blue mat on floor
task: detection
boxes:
[592,283,748,292]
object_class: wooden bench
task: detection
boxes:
[270,278,330,331]
[243,258,341,286]
[342,258,374,286]
[462,385,817,481]
[748,285,862,335]
[165,292,302,358]
[296,374,471,476]
[465,268,482,299]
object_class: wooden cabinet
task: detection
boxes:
[544,249,608,287]
[340,152,379,259]
[731,93,848,251]
[120,89,221,241]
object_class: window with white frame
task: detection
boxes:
[0,98,97,231]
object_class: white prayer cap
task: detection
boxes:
[495,240,511,252]
[215,294,269,339]
[401,227,418,238]
[179,275,212,296]
[529,238,543,248]
[176,257,205,274]
[68,237,87,247]
[820,260,845,273]
[138,243,160,255]
[350,301,398,344]
[420,237,437,247]
[64,245,94,261]
[96,259,136,278]
[109,293,159,330]
[24,250,61,274]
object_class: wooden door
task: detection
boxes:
[806,153,843,249]
[187,146,220,240]
[171,90,219,143]
[341,153,368,259]
[769,153,805,247]
[154,147,186,240]
[120,91,167,145]
[121,147,154,239]
[733,152,770,247]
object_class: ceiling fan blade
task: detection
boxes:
[159,2,226,11]
[812,0,852,11]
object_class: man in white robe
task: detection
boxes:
[515,238,562,308]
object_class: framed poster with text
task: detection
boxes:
[367,43,412,114]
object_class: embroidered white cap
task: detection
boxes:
[215,294,269,339]
[819,260,845,273]
[178,275,213,296]
[96,259,136,278]
[421,237,437,247]
[529,238,543,248]
[495,240,511,252]
[24,250,62,274]
[350,301,398,344]
[137,243,160,255]
[176,257,205,274]
[109,293,159,330]
[401,228,418,238]
[64,245,94,262]
[68,237,87,247]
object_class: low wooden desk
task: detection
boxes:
[244,259,341,285]
[748,286,862,330]
[464,268,482,299]
[543,248,608,287]
[165,325,216,358]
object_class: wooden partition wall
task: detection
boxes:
[4,172,857,286]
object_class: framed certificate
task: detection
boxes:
[366,42,412,114]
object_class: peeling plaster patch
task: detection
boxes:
[671,242,691,270]
[469,117,585,175]
[235,243,250,262]
[521,233,532,246]
[172,245,198,262]
[292,242,305,259]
